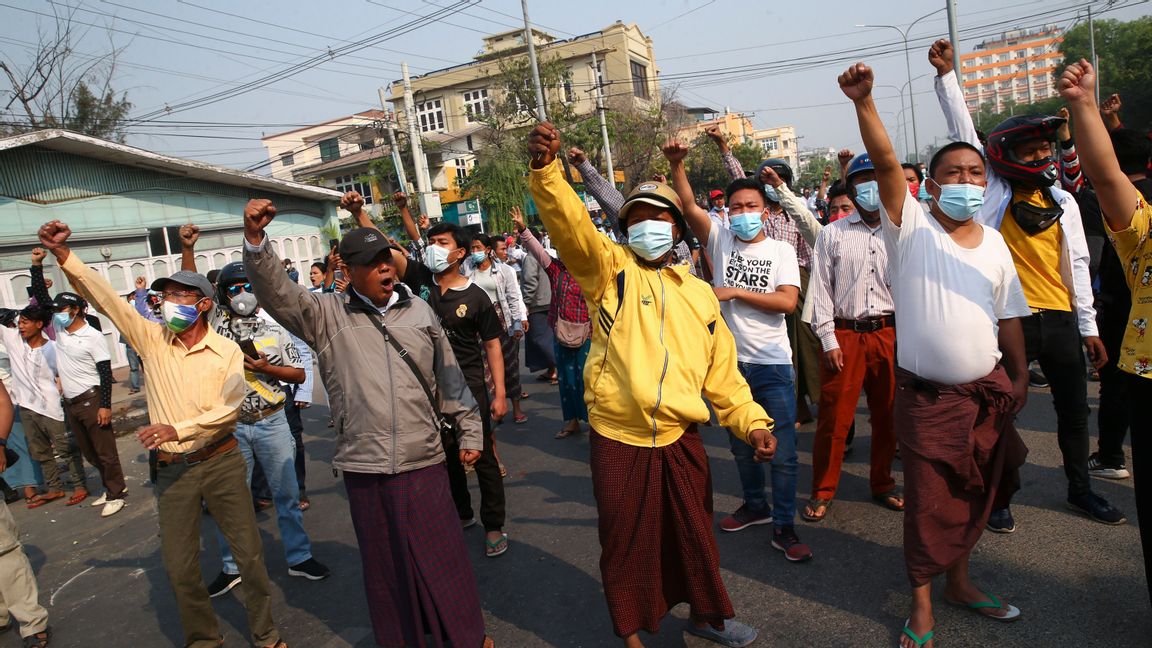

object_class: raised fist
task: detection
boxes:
[567,147,587,165]
[418,214,430,230]
[391,191,408,209]
[928,39,954,76]
[528,122,561,167]
[179,223,200,249]
[38,221,72,251]
[704,125,724,143]
[760,165,784,189]
[838,63,874,102]
[1058,59,1095,104]
[661,139,689,164]
[837,148,854,165]
[243,199,277,245]
[30,247,47,264]
[340,191,365,215]
[651,173,668,183]
[1100,93,1122,116]
[135,276,146,289]
[822,165,832,181]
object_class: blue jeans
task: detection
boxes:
[727,362,798,527]
[218,409,312,573]
[124,345,142,391]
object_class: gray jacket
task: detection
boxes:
[520,252,552,314]
[245,238,483,474]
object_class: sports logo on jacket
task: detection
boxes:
[456,304,468,318]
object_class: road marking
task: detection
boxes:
[49,566,94,606]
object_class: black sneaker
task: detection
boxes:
[1087,452,1131,480]
[288,557,331,580]
[771,525,813,563]
[986,507,1016,533]
[1067,492,1127,525]
[1028,368,1048,388]
[207,571,242,598]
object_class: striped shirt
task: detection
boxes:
[807,213,894,351]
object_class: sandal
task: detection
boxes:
[802,498,832,523]
[943,590,1021,622]
[485,532,509,558]
[298,495,310,512]
[22,627,50,647]
[898,620,933,648]
[514,414,529,424]
[65,490,89,506]
[555,426,578,439]
[499,463,508,478]
[872,489,905,512]
[27,491,66,509]
[519,391,529,399]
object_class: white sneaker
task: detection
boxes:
[90,487,127,507]
[101,499,125,517]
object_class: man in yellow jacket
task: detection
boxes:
[528,123,775,648]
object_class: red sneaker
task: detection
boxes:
[718,504,772,532]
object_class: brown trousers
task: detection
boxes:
[22,409,86,493]
[63,386,125,499]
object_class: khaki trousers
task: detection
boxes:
[155,447,278,648]
[22,409,86,492]
[0,501,49,638]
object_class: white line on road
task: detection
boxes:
[49,566,95,606]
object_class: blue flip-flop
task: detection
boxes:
[685,619,758,648]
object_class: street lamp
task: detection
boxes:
[875,74,929,161]
[858,7,946,163]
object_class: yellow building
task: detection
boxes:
[673,110,798,172]
[960,26,1064,113]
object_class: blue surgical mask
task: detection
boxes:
[52,311,74,331]
[729,211,764,241]
[626,220,675,261]
[935,182,985,221]
[470,251,488,265]
[763,185,780,203]
[854,180,880,212]
[423,244,453,273]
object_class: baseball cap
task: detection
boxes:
[151,271,215,299]
[50,292,87,311]
[709,189,724,200]
[338,227,393,266]
[618,181,684,232]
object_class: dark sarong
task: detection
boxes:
[590,425,734,637]
[787,267,823,408]
[524,311,555,372]
[344,464,485,648]
[895,365,1028,586]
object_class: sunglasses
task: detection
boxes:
[226,283,252,296]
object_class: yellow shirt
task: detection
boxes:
[528,158,771,447]
[1105,196,1152,378]
[61,253,246,452]
[1000,187,1072,311]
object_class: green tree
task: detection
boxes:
[972,96,1065,134]
[797,156,833,191]
[1061,17,1152,131]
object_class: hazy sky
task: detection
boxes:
[2,0,1147,171]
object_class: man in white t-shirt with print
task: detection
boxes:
[665,141,812,563]
[842,61,1031,648]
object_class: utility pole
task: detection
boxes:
[377,87,409,194]
[946,0,962,83]
[521,0,547,122]
[401,62,429,195]
[1088,5,1100,103]
[591,51,615,190]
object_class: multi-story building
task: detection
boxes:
[672,109,797,172]
[959,25,1064,113]
[750,125,798,172]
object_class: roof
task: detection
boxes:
[292,145,393,177]
[0,129,342,202]
[260,109,387,141]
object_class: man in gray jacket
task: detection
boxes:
[241,199,491,648]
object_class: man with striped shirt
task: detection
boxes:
[803,161,902,523]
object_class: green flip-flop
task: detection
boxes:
[944,590,1021,622]
[899,620,934,648]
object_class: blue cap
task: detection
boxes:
[845,153,874,180]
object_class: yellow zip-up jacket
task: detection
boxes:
[529,158,772,447]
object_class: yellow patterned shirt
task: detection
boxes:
[1105,195,1152,378]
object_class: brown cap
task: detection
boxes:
[618,181,684,232]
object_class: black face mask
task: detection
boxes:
[1010,199,1063,235]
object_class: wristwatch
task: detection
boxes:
[0,437,8,446]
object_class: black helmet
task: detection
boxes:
[986,114,1065,187]
[215,262,248,311]
[757,158,794,189]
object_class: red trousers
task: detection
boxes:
[811,326,897,500]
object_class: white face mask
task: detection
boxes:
[626,219,675,261]
[423,244,454,273]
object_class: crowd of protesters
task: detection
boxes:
[0,38,1145,648]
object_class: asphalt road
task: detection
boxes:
[5,370,1147,648]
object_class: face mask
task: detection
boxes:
[52,311,74,331]
[935,182,985,221]
[763,185,780,203]
[229,291,258,317]
[470,251,488,265]
[729,211,764,241]
[854,180,880,212]
[908,181,921,197]
[423,244,454,273]
[626,219,675,261]
[161,300,203,334]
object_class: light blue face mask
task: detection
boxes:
[52,311,74,331]
[763,184,780,203]
[853,180,880,212]
[935,182,985,221]
[729,211,764,241]
[423,244,453,273]
[470,251,488,265]
[626,219,675,261]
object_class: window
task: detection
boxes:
[359,140,375,151]
[319,138,340,162]
[416,98,445,133]
[455,163,468,184]
[146,227,184,257]
[762,138,779,153]
[466,135,474,152]
[279,152,294,167]
[334,175,373,204]
[1033,74,1047,85]
[630,60,649,99]
[999,80,1012,90]
[563,78,575,104]
[463,89,490,122]
[1015,49,1026,59]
